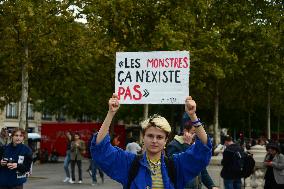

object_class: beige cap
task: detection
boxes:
[141,114,171,134]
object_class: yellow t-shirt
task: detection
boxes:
[148,158,164,189]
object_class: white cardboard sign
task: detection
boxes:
[115,51,190,104]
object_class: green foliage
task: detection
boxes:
[0,0,283,137]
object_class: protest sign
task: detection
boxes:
[115,51,190,104]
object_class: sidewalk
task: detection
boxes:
[26,160,122,189]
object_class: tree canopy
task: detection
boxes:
[0,0,283,138]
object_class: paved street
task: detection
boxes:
[26,160,122,189]
[26,159,223,189]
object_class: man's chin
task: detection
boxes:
[147,149,161,154]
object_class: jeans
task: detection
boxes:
[224,179,242,189]
[63,150,71,178]
[91,160,104,183]
[71,160,82,181]
[0,185,23,189]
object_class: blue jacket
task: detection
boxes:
[0,143,32,187]
[91,134,212,189]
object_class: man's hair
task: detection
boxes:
[141,114,171,137]
[74,132,81,137]
[266,142,280,153]
[180,112,193,134]
[1,127,7,134]
[224,135,232,142]
[11,128,26,138]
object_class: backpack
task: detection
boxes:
[127,154,176,189]
[231,151,255,178]
[241,152,255,178]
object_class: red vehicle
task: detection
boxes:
[40,122,126,156]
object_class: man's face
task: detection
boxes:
[183,127,196,143]
[12,131,24,144]
[267,148,277,156]
[1,128,7,136]
[143,126,167,155]
[74,134,80,140]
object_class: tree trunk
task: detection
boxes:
[277,114,280,141]
[19,45,29,131]
[143,104,149,120]
[213,81,220,146]
[267,86,271,140]
[248,112,251,138]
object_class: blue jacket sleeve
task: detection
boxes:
[173,136,212,188]
[90,133,136,185]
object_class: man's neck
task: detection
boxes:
[146,151,162,161]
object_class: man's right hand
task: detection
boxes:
[0,159,7,166]
[96,93,120,144]
[109,94,120,113]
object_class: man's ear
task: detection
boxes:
[165,137,168,144]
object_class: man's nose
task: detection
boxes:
[152,137,158,142]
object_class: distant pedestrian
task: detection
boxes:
[111,134,121,146]
[40,148,49,163]
[221,136,243,189]
[69,132,85,184]
[264,143,284,189]
[62,131,72,183]
[0,128,32,189]
[0,127,11,146]
[87,129,104,186]
[126,141,141,155]
[50,148,59,163]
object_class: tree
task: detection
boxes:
[0,0,80,128]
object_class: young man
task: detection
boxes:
[91,94,212,189]
[220,136,243,189]
[69,132,85,184]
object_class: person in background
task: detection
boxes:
[0,128,32,189]
[62,131,72,183]
[257,137,267,146]
[220,136,243,189]
[32,149,40,164]
[50,148,59,163]
[0,128,11,146]
[88,129,104,186]
[40,148,49,163]
[263,143,284,189]
[126,140,142,155]
[90,94,212,189]
[69,132,85,184]
[111,134,121,146]
[167,113,218,189]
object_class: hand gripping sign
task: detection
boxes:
[115,51,190,104]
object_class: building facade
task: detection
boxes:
[0,102,54,133]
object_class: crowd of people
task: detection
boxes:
[0,95,284,189]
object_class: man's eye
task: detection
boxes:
[157,136,164,140]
